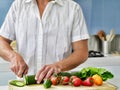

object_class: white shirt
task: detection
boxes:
[0,0,89,75]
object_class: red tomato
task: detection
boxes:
[72,78,82,87]
[82,77,94,86]
[70,76,78,80]
[61,76,70,85]
[50,76,61,85]
[70,76,78,83]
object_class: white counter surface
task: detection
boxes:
[0,55,120,71]
[0,58,10,72]
[79,55,120,67]
[0,86,8,90]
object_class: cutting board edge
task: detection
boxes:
[8,81,117,90]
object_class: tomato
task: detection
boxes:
[82,77,94,86]
[70,76,78,83]
[92,74,103,86]
[70,76,78,80]
[72,78,82,87]
[61,76,70,85]
[50,76,61,85]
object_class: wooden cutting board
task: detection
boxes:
[9,82,117,90]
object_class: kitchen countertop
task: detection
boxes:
[0,60,10,72]
[0,55,120,90]
[79,55,120,67]
[0,55,120,72]
[0,86,8,90]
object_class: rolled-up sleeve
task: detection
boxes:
[0,1,16,40]
[72,4,89,42]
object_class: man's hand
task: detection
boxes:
[35,64,61,84]
[9,52,29,78]
[0,36,29,78]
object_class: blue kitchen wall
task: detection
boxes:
[0,0,120,34]
[0,0,13,27]
[75,0,120,34]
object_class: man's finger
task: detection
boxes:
[36,66,50,83]
[23,66,29,75]
[10,65,18,75]
[17,67,24,78]
[11,67,15,73]
[35,65,46,80]
[45,68,54,79]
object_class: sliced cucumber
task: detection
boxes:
[9,80,25,87]
[16,82,25,86]
[24,75,28,85]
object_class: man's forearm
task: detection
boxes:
[0,36,14,62]
[55,40,88,71]
[55,49,88,71]
[0,36,29,77]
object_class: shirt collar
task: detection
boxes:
[25,0,64,6]
[25,0,33,3]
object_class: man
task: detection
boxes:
[0,0,89,84]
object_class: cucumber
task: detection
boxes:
[43,79,52,89]
[71,71,81,78]
[9,80,25,87]
[16,82,25,86]
[24,75,37,85]
[57,72,71,77]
